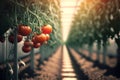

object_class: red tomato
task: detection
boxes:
[17,35,23,42]
[35,33,46,43]
[32,36,37,44]
[24,40,33,47]
[18,25,32,36]
[22,46,32,53]
[8,34,23,43]
[41,25,52,34]
[33,43,41,48]
[0,36,5,43]
[45,34,50,41]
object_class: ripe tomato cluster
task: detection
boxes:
[20,24,52,53]
[21,25,52,53]
[0,24,53,53]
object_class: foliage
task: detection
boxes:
[0,0,62,59]
[67,0,120,49]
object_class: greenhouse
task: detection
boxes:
[0,0,120,80]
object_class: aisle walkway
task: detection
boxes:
[61,46,77,80]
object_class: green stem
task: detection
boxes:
[27,8,41,26]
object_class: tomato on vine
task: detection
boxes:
[34,33,47,43]
[22,46,32,53]
[32,36,37,44]
[41,25,52,34]
[18,25,32,36]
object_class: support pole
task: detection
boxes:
[13,28,18,80]
[30,47,34,70]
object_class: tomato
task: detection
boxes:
[45,34,50,41]
[41,25,52,34]
[8,34,23,43]
[0,36,5,43]
[35,33,46,43]
[18,25,32,36]
[22,46,31,53]
[32,36,38,44]
[33,43,41,48]
[24,40,33,47]
[18,35,23,42]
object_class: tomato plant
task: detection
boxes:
[0,36,5,43]
[18,25,32,36]
[34,33,46,43]
[0,0,62,64]
[8,34,23,43]
[22,46,32,53]
[41,25,52,34]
